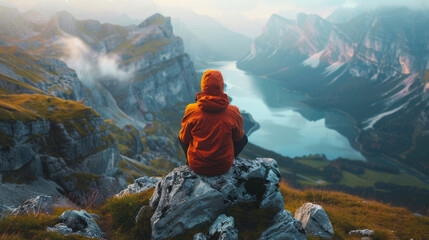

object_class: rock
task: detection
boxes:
[11,195,53,215]
[47,210,104,239]
[149,157,284,240]
[294,202,334,239]
[349,229,375,236]
[116,176,161,198]
[193,233,208,240]
[259,210,307,240]
[146,136,170,152]
[208,214,239,240]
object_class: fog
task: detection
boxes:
[59,37,133,85]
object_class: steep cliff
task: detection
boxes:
[0,94,125,204]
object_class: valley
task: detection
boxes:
[0,4,428,236]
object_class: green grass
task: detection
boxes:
[339,170,429,189]
[296,158,331,169]
[0,208,94,240]
[100,188,155,240]
[118,159,166,178]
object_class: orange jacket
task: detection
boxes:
[179,70,244,176]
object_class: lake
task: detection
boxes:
[201,61,365,161]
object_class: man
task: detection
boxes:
[178,70,248,176]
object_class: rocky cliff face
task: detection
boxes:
[238,8,429,175]
[0,94,125,204]
[1,9,198,127]
[0,9,199,204]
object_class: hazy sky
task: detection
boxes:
[3,0,428,20]
[1,0,428,38]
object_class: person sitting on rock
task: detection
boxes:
[178,70,248,176]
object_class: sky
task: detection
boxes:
[3,0,429,20]
[1,0,428,38]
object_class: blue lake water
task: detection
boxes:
[201,61,365,160]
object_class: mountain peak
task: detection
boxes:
[138,13,173,37]
[138,13,170,28]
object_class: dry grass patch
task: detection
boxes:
[280,181,429,240]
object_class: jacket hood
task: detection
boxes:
[196,92,229,112]
[201,70,224,95]
[197,70,229,112]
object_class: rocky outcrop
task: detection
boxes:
[47,210,104,239]
[294,202,334,239]
[260,210,307,240]
[208,214,239,240]
[149,157,286,239]
[116,176,161,198]
[0,94,126,204]
[11,195,53,216]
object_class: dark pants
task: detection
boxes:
[178,135,248,164]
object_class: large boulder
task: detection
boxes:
[294,202,334,239]
[149,157,284,240]
[116,176,161,197]
[259,210,307,240]
[11,195,53,215]
[47,210,104,239]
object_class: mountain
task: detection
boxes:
[162,7,252,62]
[1,10,198,124]
[0,8,198,205]
[238,8,429,175]
[326,6,368,23]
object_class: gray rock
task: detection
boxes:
[193,233,208,240]
[11,195,53,215]
[209,214,238,240]
[116,176,161,198]
[146,136,170,152]
[149,157,284,240]
[259,210,307,240]
[47,210,104,239]
[294,202,334,239]
[349,229,375,236]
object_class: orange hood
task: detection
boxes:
[196,70,229,112]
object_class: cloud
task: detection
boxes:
[59,37,133,85]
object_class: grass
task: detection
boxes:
[0,73,46,95]
[118,159,166,178]
[100,188,155,240]
[0,208,94,240]
[339,169,429,189]
[1,182,428,239]
[280,181,429,240]
[297,156,331,169]
[0,94,101,137]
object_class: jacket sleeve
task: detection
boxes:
[232,108,245,142]
[179,105,193,144]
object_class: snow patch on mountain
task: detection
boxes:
[385,73,418,105]
[324,61,344,75]
[364,103,407,130]
[302,51,324,68]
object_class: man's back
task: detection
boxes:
[179,70,246,176]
